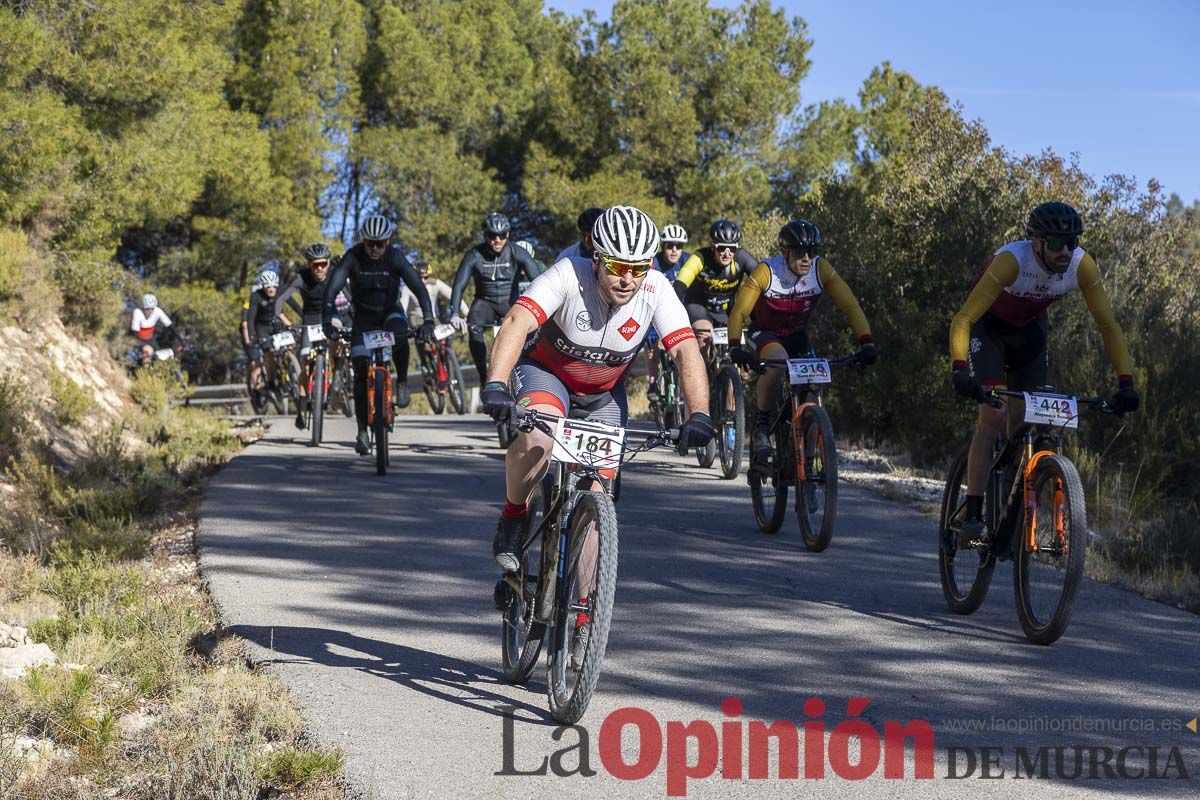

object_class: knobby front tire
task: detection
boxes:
[751,422,790,534]
[446,349,467,415]
[310,353,325,447]
[501,481,548,684]
[374,368,388,476]
[796,405,838,552]
[1013,454,1087,645]
[938,448,995,613]
[421,348,446,415]
[716,364,745,480]
[546,492,618,725]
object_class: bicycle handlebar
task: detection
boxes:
[982,387,1116,415]
[510,407,680,454]
[751,354,861,374]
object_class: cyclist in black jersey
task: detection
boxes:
[245,268,291,393]
[449,212,544,383]
[672,219,757,355]
[323,215,435,455]
[276,243,334,430]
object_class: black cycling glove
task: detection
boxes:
[481,381,516,424]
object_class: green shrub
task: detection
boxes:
[0,369,30,467]
[259,747,345,791]
[47,365,95,427]
[154,283,245,384]
[54,258,126,335]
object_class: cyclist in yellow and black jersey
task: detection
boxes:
[727,220,876,459]
[672,219,757,353]
[948,202,1137,538]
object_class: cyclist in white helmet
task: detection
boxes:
[245,266,291,392]
[481,205,715,578]
[645,224,691,400]
[130,292,178,367]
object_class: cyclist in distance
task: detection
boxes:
[449,212,545,384]
[400,256,469,329]
[645,224,691,401]
[672,219,757,355]
[479,205,716,574]
[727,220,876,459]
[948,202,1137,539]
[275,242,335,429]
[130,293,179,367]
[245,267,290,393]
[515,240,546,274]
[323,214,435,456]
[556,207,605,264]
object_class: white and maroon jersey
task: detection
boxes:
[131,307,172,341]
[515,259,694,394]
[749,255,824,336]
[985,240,1083,326]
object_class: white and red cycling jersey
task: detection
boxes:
[131,307,172,342]
[515,258,694,394]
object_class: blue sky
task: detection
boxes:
[545,0,1200,203]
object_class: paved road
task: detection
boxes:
[198,415,1200,799]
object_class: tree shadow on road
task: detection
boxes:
[224,623,558,726]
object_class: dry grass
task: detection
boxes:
[1,398,344,797]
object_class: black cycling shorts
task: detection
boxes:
[968,314,1048,390]
[468,298,511,337]
[685,304,729,327]
[748,328,813,359]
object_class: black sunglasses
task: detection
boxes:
[1041,235,1078,252]
[485,232,508,241]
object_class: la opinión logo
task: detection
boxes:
[497,697,935,797]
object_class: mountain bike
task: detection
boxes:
[328,328,354,417]
[495,407,677,724]
[747,354,860,550]
[939,388,1115,644]
[691,327,744,479]
[362,329,398,476]
[266,327,302,415]
[301,324,331,446]
[648,336,685,434]
[417,323,468,415]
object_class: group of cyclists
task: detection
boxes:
[137,200,1140,650]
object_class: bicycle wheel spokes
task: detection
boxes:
[547,492,618,725]
[796,406,838,552]
[938,449,995,613]
[1013,454,1086,644]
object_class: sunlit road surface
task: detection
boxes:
[198,415,1200,799]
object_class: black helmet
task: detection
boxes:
[483,212,510,236]
[577,207,604,234]
[779,220,821,250]
[709,219,742,246]
[302,242,331,262]
[1026,202,1082,238]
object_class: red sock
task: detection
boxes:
[502,500,527,519]
[575,598,590,627]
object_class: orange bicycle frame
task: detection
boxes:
[365,362,393,426]
[1022,446,1065,554]
[791,400,818,482]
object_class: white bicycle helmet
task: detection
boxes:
[359,214,396,241]
[141,293,157,309]
[591,205,660,263]
[257,270,280,290]
[515,240,535,257]
[660,224,688,244]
